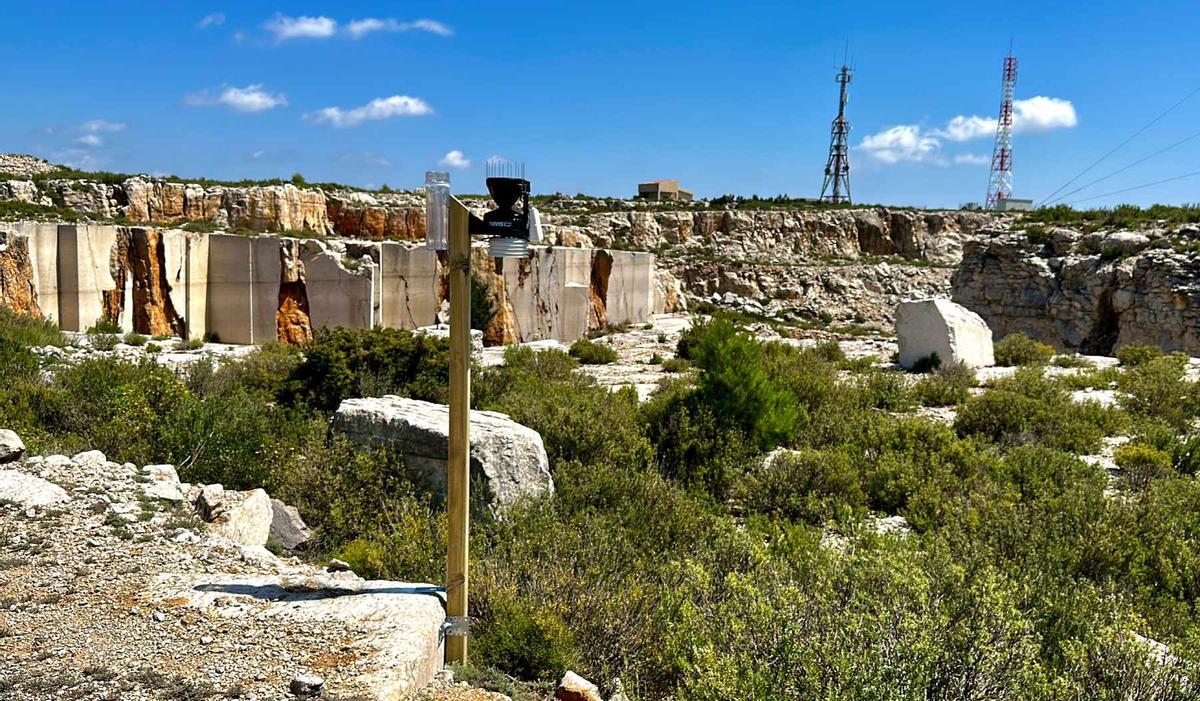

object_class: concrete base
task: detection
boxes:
[151,573,446,699]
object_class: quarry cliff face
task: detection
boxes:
[953,228,1200,354]
[0,222,673,347]
[540,208,1002,325]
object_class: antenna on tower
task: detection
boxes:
[985,45,1019,209]
[820,45,853,204]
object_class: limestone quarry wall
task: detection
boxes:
[0,222,671,345]
[952,229,1200,355]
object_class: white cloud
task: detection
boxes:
[186,84,288,113]
[862,96,1077,167]
[76,134,103,148]
[933,115,996,142]
[1013,96,1078,133]
[953,153,991,166]
[439,150,470,168]
[346,18,453,37]
[197,13,225,29]
[933,97,1077,142]
[859,125,942,164]
[82,119,126,133]
[263,14,451,42]
[264,14,337,41]
[304,95,433,127]
[248,149,267,160]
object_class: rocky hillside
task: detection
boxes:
[953,226,1200,354]
[2,154,1009,328]
[0,436,446,700]
[544,208,1002,324]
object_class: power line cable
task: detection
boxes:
[1038,84,1200,206]
[1043,128,1200,206]
[1067,169,1200,205]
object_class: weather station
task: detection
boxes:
[424,161,542,664]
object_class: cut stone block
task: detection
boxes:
[896,298,995,369]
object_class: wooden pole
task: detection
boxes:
[445,196,471,664]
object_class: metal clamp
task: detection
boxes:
[443,616,470,637]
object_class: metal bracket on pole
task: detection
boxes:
[443,616,471,637]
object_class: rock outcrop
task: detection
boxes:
[543,208,997,266]
[0,229,40,316]
[895,298,994,369]
[0,445,446,699]
[0,153,58,179]
[953,229,1200,355]
[332,395,554,508]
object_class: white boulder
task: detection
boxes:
[195,484,273,547]
[896,298,995,369]
[0,470,69,507]
[0,429,25,464]
[332,395,553,508]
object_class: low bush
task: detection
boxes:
[0,307,65,347]
[122,332,147,347]
[955,368,1120,453]
[86,319,122,335]
[1114,443,1174,491]
[1118,355,1199,431]
[994,332,1056,366]
[90,333,119,351]
[279,326,450,411]
[912,360,976,406]
[1116,343,1163,367]
[568,338,618,365]
[661,357,690,373]
[737,448,866,524]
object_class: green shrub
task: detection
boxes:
[994,332,1055,366]
[912,361,976,407]
[1052,354,1094,368]
[661,357,690,373]
[477,347,652,475]
[954,370,1118,453]
[855,369,913,412]
[470,275,498,333]
[737,448,866,524]
[0,307,65,347]
[811,340,846,363]
[643,377,753,498]
[90,333,119,351]
[144,342,161,354]
[1113,443,1173,491]
[568,338,618,365]
[280,327,450,412]
[86,319,122,335]
[473,593,576,681]
[122,331,147,347]
[177,337,204,351]
[687,318,798,449]
[1118,354,1198,431]
[1116,343,1163,367]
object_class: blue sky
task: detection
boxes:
[1,1,1198,208]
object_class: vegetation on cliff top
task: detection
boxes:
[3,311,1200,699]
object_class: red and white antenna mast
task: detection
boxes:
[985,48,1018,209]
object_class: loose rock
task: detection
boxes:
[0,429,25,464]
